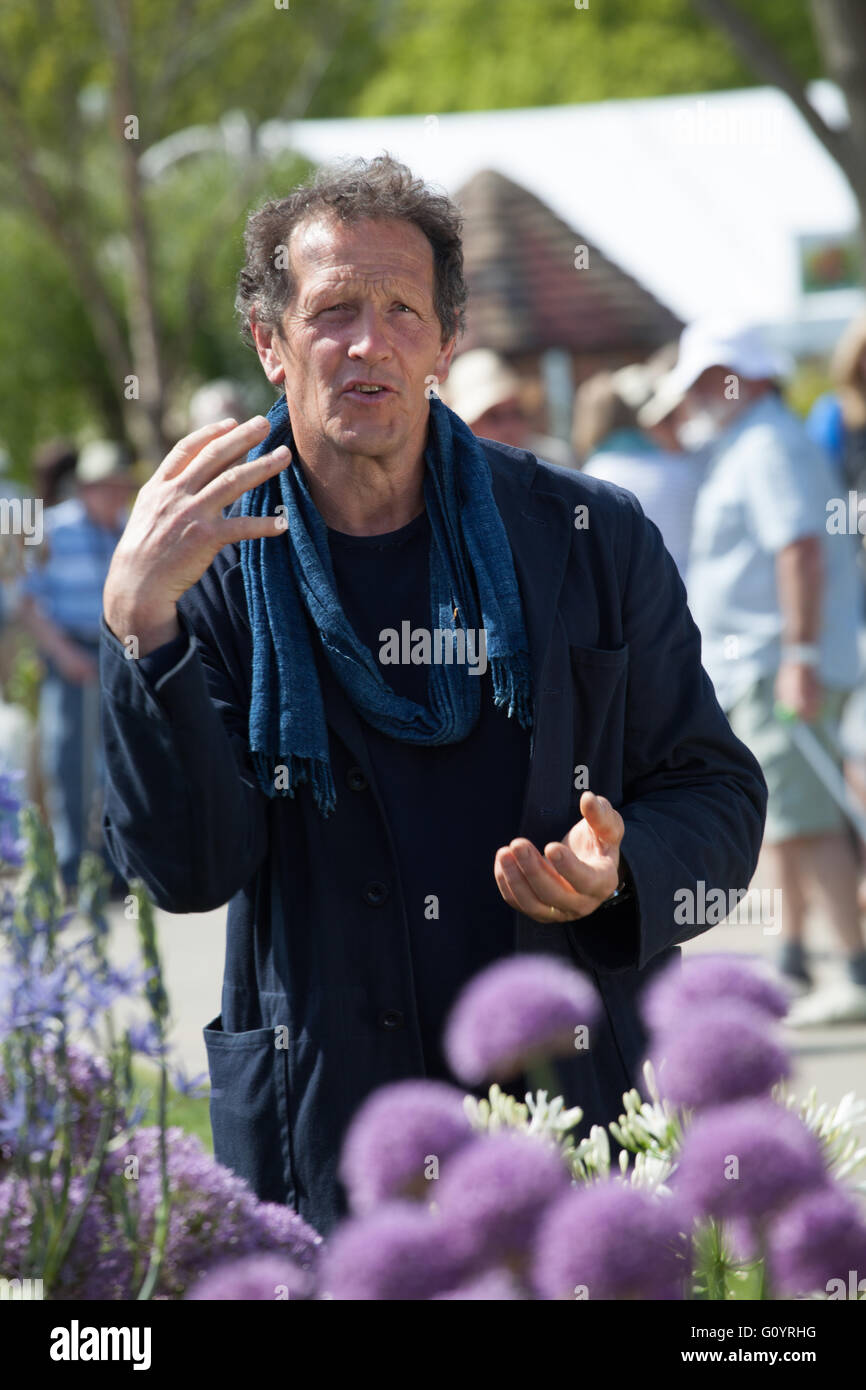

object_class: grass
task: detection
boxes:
[131,1060,213,1152]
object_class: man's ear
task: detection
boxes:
[250,309,287,387]
[434,332,459,389]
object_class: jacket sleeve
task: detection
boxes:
[570,489,768,974]
[99,598,268,914]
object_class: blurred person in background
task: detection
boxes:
[19,440,137,896]
[33,438,79,510]
[807,312,866,528]
[187,379,252,436]
[677,319,866,1023]
[441,347,575,469]
[0,447,33,782]
[576,358,704,581]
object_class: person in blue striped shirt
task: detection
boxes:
[19,440,136,894]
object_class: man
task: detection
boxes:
[441,347,576,469]
[100,157,766,1236]
[21,440,136,893]
[675,320,866,1023]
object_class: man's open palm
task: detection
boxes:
[494,790,624,923]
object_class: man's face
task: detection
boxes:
[78,480,135,529]
[253,215,456,469]
[472,397,529,449]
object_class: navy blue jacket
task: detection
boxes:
[99,440,767,1236]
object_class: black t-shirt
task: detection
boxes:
[327,508,532,1081]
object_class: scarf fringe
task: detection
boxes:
[489,652,534,730]
[254,750,337,817]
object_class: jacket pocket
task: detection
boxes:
[568,641,629,805]
[203,1014,296,1207]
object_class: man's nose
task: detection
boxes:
[347,306,392,361]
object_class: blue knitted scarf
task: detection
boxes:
[239,392,532,816]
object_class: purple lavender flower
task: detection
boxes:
[126,1020,169,1059]
[433,1270,525,1300]
[673,1100,827,1223]
[532,1181,688,1300]
[768,1186,866,1297]
[338,1080,472,1214]
[649,1003,790,1110]
[169,1065,209,1098]
[0,1041,122,1167]
[186,1254,311,1300]
[437,1132,571,1269]
[444,954,600,1085]
[642,954,788,1038]
[321,1203,468,1301]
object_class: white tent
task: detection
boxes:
[252,82,862,354]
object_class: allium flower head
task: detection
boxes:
[433,1270,524,1300]
[673,1100,826,1222]
[186,1254,311,1301]
[642,954,788,1038]
[322,1203,468,1301]
[649,1003,790,1110]
[444,954,600,1085]
[338,1080,472,1214]
[533,1181,688,1300]
[437,1132,570,1268]
[105,1127,322,1298]
[768,1186,866,1297]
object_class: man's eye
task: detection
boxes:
[394,303,414,313]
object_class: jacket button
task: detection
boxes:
[378,1009,405,1031]
[346,766,368,792]
[363,879,389,907]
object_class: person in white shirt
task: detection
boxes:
[669,319,865,1024]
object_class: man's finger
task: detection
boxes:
[154,417,242,481]
[223,513,292,547]
[543,837,618,901]
[171,416,273,489]
[498,842,593,918]
[578,789,623,849]
[199,445,291,511]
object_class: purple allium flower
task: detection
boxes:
[0,1174,131,1300]
[444,954,600,1085]
[105,1127,322,1299]
[768,1186,866,1297]
[433,1270,525,1300]
[321,1203,468,1301]
[642,954,788,1038]
[673,1100,827,1223]
[532,1181,688,1301]
[649,1003,790,1110]
[437,1132,570,1269]
[186,1253,311,1301]
[339,1080,472,1214]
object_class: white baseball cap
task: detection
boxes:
[75,440,134,484]
[639,318,792,427]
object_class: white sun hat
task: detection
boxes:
[638,318,793,428]
[440,348,521,425]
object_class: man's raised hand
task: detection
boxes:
[103,416,289,655]
[493,790,624,923]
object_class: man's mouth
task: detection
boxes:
[341,381,394,400]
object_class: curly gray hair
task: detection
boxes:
[235,153,467,346]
